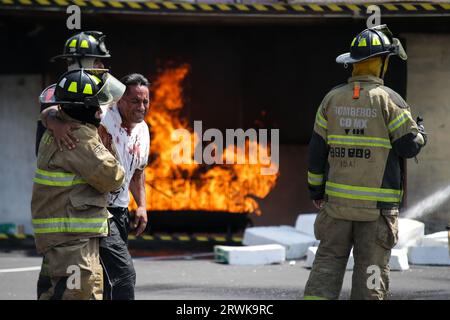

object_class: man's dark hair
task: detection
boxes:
[120,73,149,93]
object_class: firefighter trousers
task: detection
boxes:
[37,238,103,300]
[304,207,399,300]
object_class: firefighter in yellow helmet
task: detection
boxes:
[36,31,111,155]
[32,69,125,299]
[304,25,427,300]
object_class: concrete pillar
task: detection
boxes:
[403,33,450,232]
[0,75,41,234]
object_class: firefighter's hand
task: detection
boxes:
[131,207,148,236]
[48,116,80,151]
[416,116,427,146]
[313,199,325,210]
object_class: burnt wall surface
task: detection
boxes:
[0,12,448,230]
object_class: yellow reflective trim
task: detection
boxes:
[80,40,89,49]
[33,177,86,187]
[440,4,450,10]
[32,217,106,224]
[327,135,391,149]
[388,111,411,133]
[304,295,327,300]
[126,1,142,9]
[315,111,327,130]
[308,4,323,12]
[216,4,231,11]
[421,4,436,11]
[326,182,401,195]
[162,2,177,10]
[180,3,195,11]
[145,2,159,10]
[235,4,249,11]
[68,82,77,93]
[69,39,77,48]
[328,134,391,143]
[34,227,108,234]
[291,4,305,11]
[326,190,400,203]
[372,36,381,46]
[358,38,367,47]
[351,37,357,47]
[308,172,323,179]
[308,171,324,186]
[401,4,417,11]
[91,0,105,8]
[109,1,124,8]
[83,83,93,95]
[36,169,75,178]
[327,4,343,12]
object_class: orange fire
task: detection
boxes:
[129,64,279,215]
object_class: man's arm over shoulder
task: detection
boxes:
[63,126,125,193]
[380,86,424,159]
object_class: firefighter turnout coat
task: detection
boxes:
[31,111,125,254]
[308,75,423,221]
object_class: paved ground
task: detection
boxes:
[1,250,449,300]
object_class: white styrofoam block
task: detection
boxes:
[295,213,317,238]
[305,247,409,271]
[305,246,317,268]
[214,244,286,265]
[395,218,425,249]
[389,249,410,270]
[243,226,316,259]
[408,246,450,265]
[421,231,448,247]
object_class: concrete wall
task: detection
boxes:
[252,145,316,227]
[403,33,450,232]
[0,75,41,234]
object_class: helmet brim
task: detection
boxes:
[336,52,362,64]
[336,50,400,64]
[50,53,111,63]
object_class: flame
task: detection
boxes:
[129,64,279,215]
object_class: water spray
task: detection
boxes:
[402,183,450,220]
